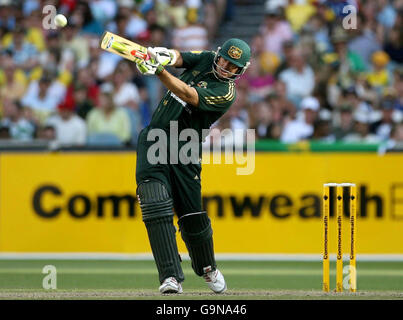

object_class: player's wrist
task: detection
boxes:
[155,64,165,75]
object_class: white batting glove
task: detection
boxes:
[148,47,178,66]
[136,59,164,76]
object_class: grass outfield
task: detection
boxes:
[0,260,402,300]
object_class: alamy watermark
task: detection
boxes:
[146,121,256,175]
[342,265,357,290]
[42,5,58,30]
[342,5,357,30]
[42,265,57,289]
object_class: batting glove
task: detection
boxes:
[148,47,178,66]
[136,59,164,76]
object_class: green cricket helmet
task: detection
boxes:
[213,38,251,81]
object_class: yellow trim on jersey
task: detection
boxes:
[205,82,234,100]
[205,83,235,104]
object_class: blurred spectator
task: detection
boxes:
[272,81,297,119]
[389,123,403,144]
[39,32,75,75]
[0,125,10,139]
[313,109,335,142]
[0,1,16,31]
[343,111,381,143]
[74,83,94,120]
[394,69,403,111]
[383,27,403,65]
[332,27,366,74]
[0,98,35,141]
[107,13,131,39]
[22,9,46,53]
[324,0,354,19]
[87,83,131,145]
[77,66,100,107]
[238,56,276,102]
[5,25,38,73]
[220,86,250,135]
[141,6,159,30]
[72,0,104,36]
[383,27,403,64]
[371,99,403,142]
[112,61,141,110]
[333,104,355,141]
[249,92,291,141]
[112,60,142,145]
[274,40,294,77]
[377,0,397,29]
[36,124,56,141]
[259,51,281,77]
[280,96,319,143]
[46,91,87,146]
[172,8,208,51]
[95,42,122,80]
[139,24,167,112]
[203,0,223,40]
[250,99,273,139]
[366,51,392,93]
[260,6,293,56]
[61,20,90,69]
[250,34,265,58]
[87,37,103,81]
[20,72,66,124]
[348,14,382,70]
[274,40,295,79]
[148,24,169,47]
[155,0,188,29]
[39,33,63,74]
[338,86,372,114]
[285,0,316,32]
[89,0,118,25]
[0,52,28,102]
[278,49,315,106]
[106,0,147,38]
[302,13,331,54]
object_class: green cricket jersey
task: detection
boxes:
[149,51,236,141]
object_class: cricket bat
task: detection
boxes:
[100,31,150,62]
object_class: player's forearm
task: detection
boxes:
[157,69,199,106]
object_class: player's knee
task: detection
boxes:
[178,211,213,245]
[137,180,173,222]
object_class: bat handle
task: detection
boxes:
[131,50,150,61]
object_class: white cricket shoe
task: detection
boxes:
[159,277,183,294]
[203,266,227,293]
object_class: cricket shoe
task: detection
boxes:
[159,277,183,294]
[203,267,227,293]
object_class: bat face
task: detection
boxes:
[100,31,149,62]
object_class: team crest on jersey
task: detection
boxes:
[192,71,200,77]
[228,46,242,59]
[197,81,207,89]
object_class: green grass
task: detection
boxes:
[0,260,402,299]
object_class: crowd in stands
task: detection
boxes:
[0,0,402,149]
[230,0,403,147]
[0,0,228,147]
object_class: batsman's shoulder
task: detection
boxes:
[204,81,236,106]
[181,50,213,68]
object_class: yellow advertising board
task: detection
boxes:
[0,152,402,254]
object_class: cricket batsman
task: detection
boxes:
[135,39,251,294]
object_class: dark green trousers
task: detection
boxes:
[136,126,202,217]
